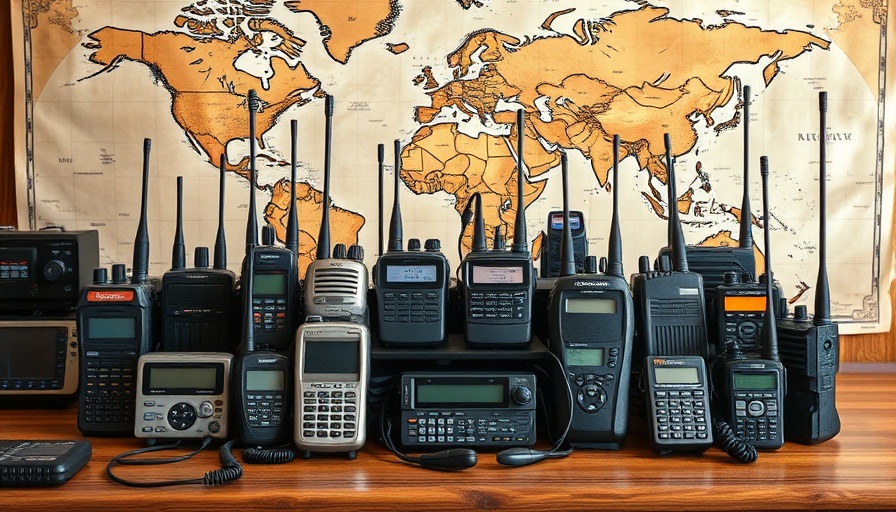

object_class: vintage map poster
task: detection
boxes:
[10,0,895,333]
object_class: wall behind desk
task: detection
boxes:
[0,7,891,362]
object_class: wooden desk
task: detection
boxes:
[1,364,895,511]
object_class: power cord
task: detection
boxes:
[106,438,242,487]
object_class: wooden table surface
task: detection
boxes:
[1,364,894,511]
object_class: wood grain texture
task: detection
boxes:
[1,366,894,511]
[0,9,892,361]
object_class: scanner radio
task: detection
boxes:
[374,140,449,346]
[540,210,587,278]
[135,352,232,440]
[303,95,369,323]
[77,139,157,436]
[0,319,79,399]
[547,141,633,450]
[160,170,236,353]
[777,91,840,445]
[459,110,535,347]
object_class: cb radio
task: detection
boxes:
[241,90,299,352]
[547,139,633,449]
[459,109,535,348]
[719,156,785,450]
[303,95,369,323]
[159,169,237,353]
[76,138,156,436]
[777,91,840,444]
[374,140,449,346]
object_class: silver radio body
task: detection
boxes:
[0,318,79,398]
[135,352,232,440]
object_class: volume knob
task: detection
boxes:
[511,386,533,405]
[42,259,66,282]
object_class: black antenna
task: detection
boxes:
[493,226,505,251]
[377,143,385,257]
[242,243,256,354]
[606,135,624,277]
[558,152,575,277]
[739,85,753,249]
[171,176,185,270]
[316,94,334,260]
[285,119,299,258]
[814,91,831,326]
[214,154,227,270]
[470,193,487,252]
[132,138,151,285]
[246,89,259,250]
[511,109,528,254]
[759,156,779,362]
[387,139,404,252]
[664,133,689,272]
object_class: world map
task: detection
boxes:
[10,0,894,333]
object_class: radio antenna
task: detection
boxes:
[606,135,624,277]
[558,152,575,277]
[759,156,779,362]
[387,139,404,252]
[739,85,754,249]
[242,245,256,355]
[377,143,385,257]
[814,91,831,326]
[171,176,186,270]
[131,138,152,285]
[470,192,487,252]
[214,154,227,270]
[664,133,689,272]
[285,119,300,258]
[511,109,529,254]
[246,90,260,250]
[316,94,334,260]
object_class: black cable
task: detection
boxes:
[241,444,297,464]
[708,351,760,464]
[106,438,243,487]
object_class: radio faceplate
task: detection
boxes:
[400,372,536,448]
[0,319,79,397]
[135,352,232,440]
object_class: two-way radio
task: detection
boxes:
[777,91,840,444]
[714,271,767,356]
[718,156,785,450]
[630,134,709,364]
[303,95,369,323]
[241,90,299,352]
[159,168,237,353]
[76,139,156,436]
[374,140,450,346]
[547,139,633,449]
[458,109,536,348]
[540,209,587,278]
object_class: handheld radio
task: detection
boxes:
[294,317,370,459]
[374,140,450,346]
[719,156,785,450]
[658,85,757,322]
[459,109,536,348]
[547,140,633,449]
[159,168,237,353]
[303,95,369,323]
[642,355,713,453]
[540,209,587,278]
[714,271,767,356]
[241,90,299,352]
[777,91,840,445]
[630,134,709,365]
[76,138,156,436]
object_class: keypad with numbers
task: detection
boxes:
[300,389,359,442]
[650,389,711,445]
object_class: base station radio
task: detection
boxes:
[400,372,536,448]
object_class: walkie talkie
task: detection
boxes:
[374,140,450,346]
[540,209,587,278]
[547,139,633,449]
[777,91,840,445]
[303,95,369,323]
[459,109,536,347]
[159,169,237,353]
[658,85,757,320]
[720,156,786,450]
[241,90,299,352]
[76,138,156,436]
[714,271,767,356]
[630,134,709,364]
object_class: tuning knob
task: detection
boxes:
[42,260,66,282]
[511,386,533,405]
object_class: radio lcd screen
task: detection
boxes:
[471,265,524,285]
[733,372,778,390]
[413,378,508,408]
[147,365,219,391]
[566,347,605,367]
[386,265,437,283]
[246,369,285,391]
[565,298,616,314]
[654,366,700,385]
[253,272,287,295]
[0,330,58,379]
[87,317,136,339]
[303,340,359,374]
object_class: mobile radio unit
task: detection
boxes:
[400,372,536,448]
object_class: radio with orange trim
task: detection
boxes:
[713,272,769,357]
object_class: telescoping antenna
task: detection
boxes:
[131,138,152,285]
